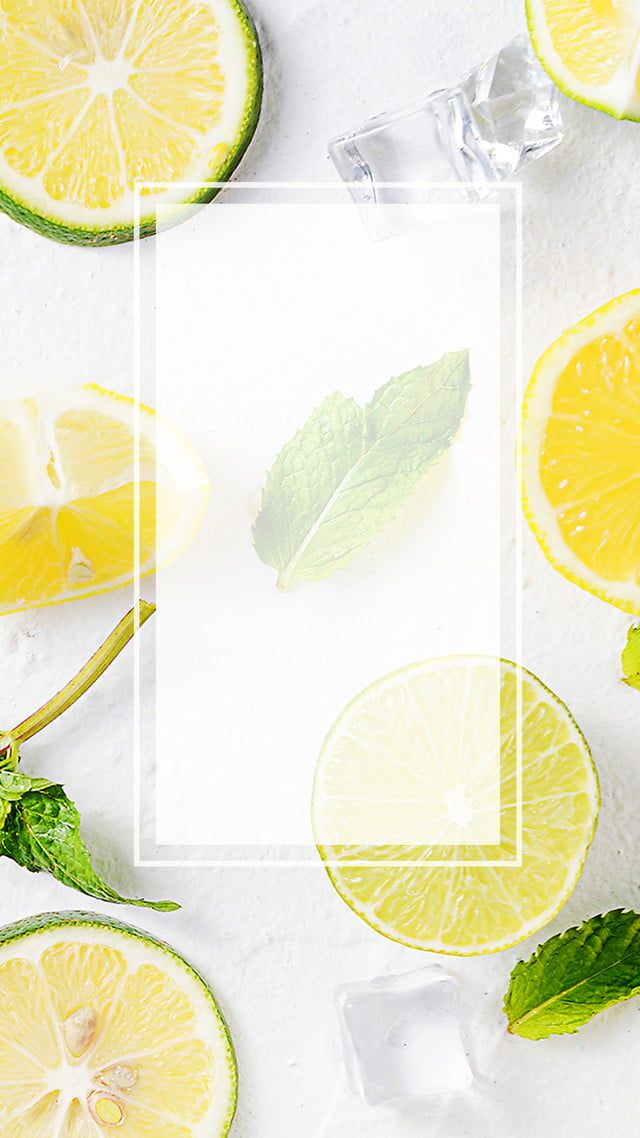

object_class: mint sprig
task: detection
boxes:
[505,910,640,1039]
[622,625,640,691]
[253,351,471,589]
[0,602,177,912]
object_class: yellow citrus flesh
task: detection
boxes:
[0,0,260,235]
[0,384,209,613]
[523,290,640,613]
[313,658,599,955]
[0,924,236,1137]
[527,0,640,118]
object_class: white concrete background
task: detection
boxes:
[1,1,639,1135]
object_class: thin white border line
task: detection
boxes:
[515,181,524,870]
[132,182,524,869]
[135,180,521,191]
[133,189,143,867]
[141,860,521,869]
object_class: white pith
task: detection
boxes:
[0,0,256,230]
[88,57,134,98]
[522,291,640,612]
[528,0,640,116]
[0,923,236,1137]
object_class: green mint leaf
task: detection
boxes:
[622,625,640,690]
[0,770,55,801]
[505,909,640,1039]
[0,785,178,912]
[253,351,471,589]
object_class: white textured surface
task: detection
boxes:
[1,1,639,1134]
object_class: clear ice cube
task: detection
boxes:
[459,33,564,180]
[330,33,564,238]
[335,966,473,1106]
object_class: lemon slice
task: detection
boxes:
[313,657,599,955]
[0,0,262,244]
[0,911,236,1137]
[523,290,640,613]
[0,383,208,614]
[527,0,640,119]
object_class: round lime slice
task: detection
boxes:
[0,911,237,1135]
[0,0,262,244]
[313,656,599,955]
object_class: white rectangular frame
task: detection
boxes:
[132,181,524,869]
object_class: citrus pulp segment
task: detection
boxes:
[0,384,209,613]
[313,657,599,955]
[522,290,640,614]
[0,911,237,1137]
[0,0,262,244]
[526,0,640,119]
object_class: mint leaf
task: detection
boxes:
[505,910,640,1039]
[0,602,177,911]
[0,784,178,912]
[622,625,640,690]
[253,351,471,589]
[0,771,55,801]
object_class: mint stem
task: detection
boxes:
[10,601,155,746]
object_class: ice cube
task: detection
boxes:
[329,33,563,239]
[335,966,473,1106]
[459,32,564,180]
[330,88,491,204]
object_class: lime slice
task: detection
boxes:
[0,384,209,614]
[313,657,599,955]
[0,911,236,1137]
[527,0,640,119]
[523,289,640,614]
[0,0,262,245]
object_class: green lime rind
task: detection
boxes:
[314,655,600,957]
[0,909,238,1136]
[0,0,263,247]
[525,0,640,123]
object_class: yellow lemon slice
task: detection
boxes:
[0,0,262,244]
[523,290,640,613]
[313,657,599,955]
[527,0,640,119]
[0,383,209,614]
[0,911,236,1137]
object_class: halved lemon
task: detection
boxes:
[0,910,236,1137]
[523,290,640,614]
[0,383,209,613]
[527,0,640,119]
[0,0,262,244]
[313,657,599,955]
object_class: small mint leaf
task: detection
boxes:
[622,625,640,691]
[505,909,640,1040]
[0,785,178,912]
[253,352,471,588]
